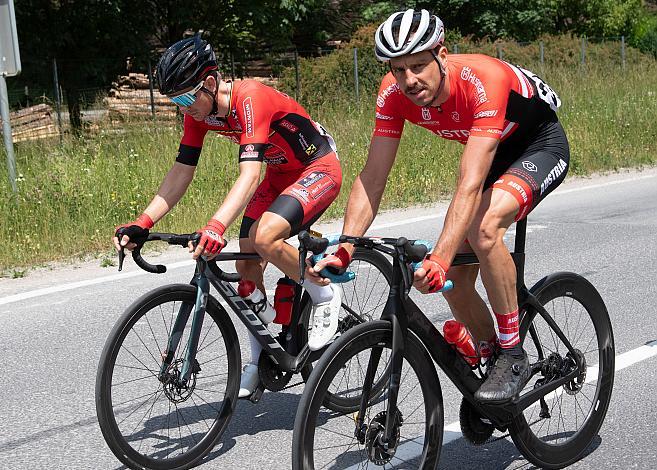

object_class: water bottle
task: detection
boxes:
[443,320,479,367]
[238,280,276,324]
[273,277,296,325]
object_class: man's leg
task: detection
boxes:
[469,188,530,403]
[234,236,270,398]
[250,211,340,351]
[443,242,496,344]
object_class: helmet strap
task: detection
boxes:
[430,50,447,110]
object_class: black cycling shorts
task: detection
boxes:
[484,120,570,221]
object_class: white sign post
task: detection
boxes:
[0,0,21,193]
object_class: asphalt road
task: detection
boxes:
[0,167,656,469]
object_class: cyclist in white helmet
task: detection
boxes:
[311,9,570,403]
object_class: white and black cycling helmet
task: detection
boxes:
[375,9,445,62]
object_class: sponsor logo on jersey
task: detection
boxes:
[298,133,309,149]
[451,112,460,122]
[486,128,502,135]
[291,187,310,204]
[280,119,299,133]
[300,172,326,188]
[240,151,260,160]
[422,107,432,121]
[243,97,255,138]
[245,144,255,152]
[377,82,400,108]
[375,127,402,136]
[264,155,288,165]
[540,158,568,195]
[305,144,318,156]
[376,112,394,121]
[522,161,538,172]
[473,110,498,119]
[310,178,336,200]
[434,129,471,139]
[460,66,488,104]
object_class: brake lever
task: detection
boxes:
[118,247,125,272]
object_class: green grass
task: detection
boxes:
[1,61,656,272]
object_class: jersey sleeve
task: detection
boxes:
[235,83,273,163]
[177,114,208,166]
[372,73,405,139]
[466,67,512,140]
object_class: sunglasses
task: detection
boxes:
[169,81,205,107]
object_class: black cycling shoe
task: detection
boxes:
[474,349,531,404]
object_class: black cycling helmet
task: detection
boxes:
[156,34,218,96]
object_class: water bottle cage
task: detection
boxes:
[247,298,267,315]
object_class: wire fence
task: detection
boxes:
[0,35,648,143]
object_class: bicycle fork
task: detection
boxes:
[159,264,209,385]
[355,257,407,447]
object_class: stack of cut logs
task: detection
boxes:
[105,73,177,119]
[0,103,58,143]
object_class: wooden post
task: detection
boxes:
[353,48,359,102]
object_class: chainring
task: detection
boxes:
[258,352,293,392]
[459,398,495,445]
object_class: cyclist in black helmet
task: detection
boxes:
[113,34,345,399]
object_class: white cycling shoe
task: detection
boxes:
[308,284,342,351]
[238,363,260,398]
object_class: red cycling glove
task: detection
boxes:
[421,254,450,293]
[197,218,227,254]
[321,246,352,275]
[115,213,154,244]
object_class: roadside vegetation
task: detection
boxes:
[1,35,656,272]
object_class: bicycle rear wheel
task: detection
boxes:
[301,248,393,412]
[509,272,614,469]
[96,284,240,470]
[293,321,443,469]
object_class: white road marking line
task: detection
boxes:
[551,173,657,196]
[345,339,657,468]
[0,260,194,307]
[1,172,655,306]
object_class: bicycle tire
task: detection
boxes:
[509,272,615,469]
[293,320,444,470]
[96,284,241,470]
[301,248,393,413]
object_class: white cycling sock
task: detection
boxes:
[303,282,334,304]
[248,331,262,365]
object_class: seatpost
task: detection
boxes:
[514,218,527,254]
[513,218,528,289]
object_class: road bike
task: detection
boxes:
[96,231,392,470]
[292,218,615,469]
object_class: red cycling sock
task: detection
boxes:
[494,308,520,349]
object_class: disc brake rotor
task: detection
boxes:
[365,410,403,465]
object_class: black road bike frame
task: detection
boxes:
[348,218,587,440]
[120,233,333,390]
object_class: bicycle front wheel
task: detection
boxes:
[293,321,443,470]
[96,284,241,470]
[510,272,615,469]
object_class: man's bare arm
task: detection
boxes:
[342,136,400,240]
[432,135,499,264]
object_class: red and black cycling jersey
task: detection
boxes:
[176,79,334,171]
[374,54,561,145]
